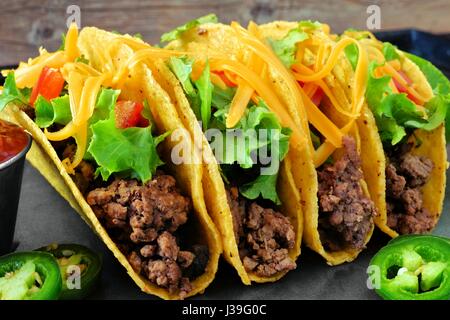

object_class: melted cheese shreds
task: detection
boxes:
[210,73,227,89]
[350,38,368,114]
[74,75,107,126]
[14,24,81,88]
[314,121,355,167]
[226,48,265,128]
[112,47,187,86]
[67,71,85,119]
[231,22,316,148]
[44,121,77,141]
[64,23,80,61]
[70,123,88,170]
[298,87,343,147]
[15,51,67,88]
[381,63,427,104]
[209,58,306,150]
[62,62,102,77]
[294,38,361,82]
[226,80,254,128]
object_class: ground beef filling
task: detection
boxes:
[317,136,376,251]
[385,141,435,234]
[62,144,95,194]
[226,187,296,277]
[86,174,208,296]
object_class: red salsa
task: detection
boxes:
[0,120,29,164]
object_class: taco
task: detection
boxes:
[343,30,448,237]
[0,24,221,299]
[246,21,380,264]
[154,16,305,284]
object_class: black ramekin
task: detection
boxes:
[0,123,32,255]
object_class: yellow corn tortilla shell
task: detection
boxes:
[5,27,222,300]
[259,21,375,265]
[164,23,303,283]
[357,51,446,237]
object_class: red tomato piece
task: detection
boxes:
[115,101,148,128]
[311,87,324,106]
[213,71,237,87]
[392,75,421,105]
[29,67,65,106]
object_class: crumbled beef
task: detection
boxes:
[400,154,434,187]
[86,173,208,296]
[386,164,406,198]
[157,232,179,260]
[385,141,435,234]
[183,245,209,279]
[146,259,181,289]
[128,251,142,274]
[177,251,195,269]
[226,187,296,277]
[140,245,156,258]
[62,144,94,194]
[317,136,376,251]
[21,104,36,120]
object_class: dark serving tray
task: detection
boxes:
[6,29,450,299]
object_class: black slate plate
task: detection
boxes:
[6,29,450,299]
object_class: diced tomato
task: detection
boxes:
[311,87,324,106]
[392,71,421,105]
[213,71,236,87]
[398,70,413,85]
[115,101,148,128]
[29,67,65,106]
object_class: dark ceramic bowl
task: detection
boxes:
[0,122,32,255]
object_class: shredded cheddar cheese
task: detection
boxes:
[231,21,345,149]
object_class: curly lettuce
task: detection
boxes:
[88,108,167,183]
[0,73,31,111]
[366,61,446,145]
[169,57,291,204]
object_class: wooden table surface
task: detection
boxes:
[0,0,449,66]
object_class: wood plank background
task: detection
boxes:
[0,0,449,66]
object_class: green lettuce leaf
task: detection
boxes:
[168,56,196,95]
[344,43,359,71]
[74,55,89,64]
[160,14,218,43]
[268,25,309,67]
[58,33,66,51]
[169,56,291,204]
[0,73,30,111]
[90,88,121,125]
[211,85,235,109]
[83,88,121,161]
[405,53,450,95]
[88,108,166,183]
[405,52,450,141]
[168,56,212,130]
[216,100,291,204]
[194,61,212,130]
[168,56,200,118]
[240,173,281,205]
[35,95,72,128]
[298,20,322,29]
[366,61,446,144]
[382,42,400,61]
[404,95,447,130]
[133,33,143,40]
